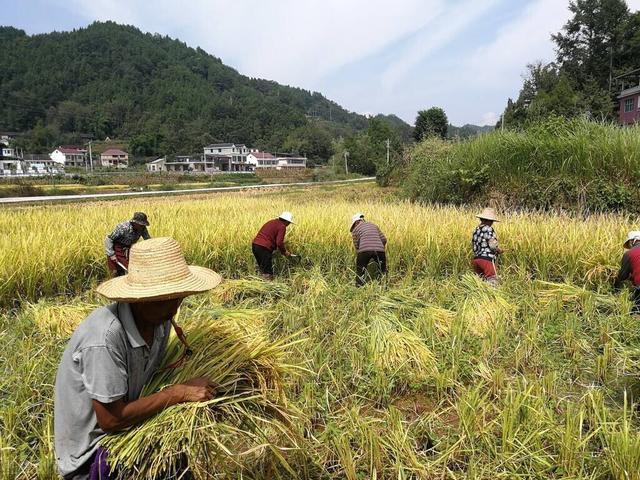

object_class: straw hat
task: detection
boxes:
[350,213,364,229]
[624,231,640,248]
[476,207,499,222]
[96,237,222,302]
[278,211,294,224]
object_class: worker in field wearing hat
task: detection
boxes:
[54,237,223,480]
[104,212,151,277]
[252,211,295,280]
[471,207,504,286]
[351,213,388,287]
[614,231,640,314]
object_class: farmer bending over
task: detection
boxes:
[54,237,222,479]
[471,208,503,286]
[104,211,151,276]
[351,213,387,287]
[614,231,640,314]
[252,211,294,280]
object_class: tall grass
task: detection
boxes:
[402,118,640,211]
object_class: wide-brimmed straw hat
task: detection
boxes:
[96,237,222,302]
[278,211,294,224]
[476,207,499,222]
[624,231,640,249]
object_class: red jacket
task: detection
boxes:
[616,245,640,287]
[253,219,287,254]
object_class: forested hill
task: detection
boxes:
[0,22,370,156]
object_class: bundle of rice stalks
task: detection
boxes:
[368,315,438,387]
[25,299,98,337]
[536,280,618,313]
[211,278,290,305]
[414,305,456,336]
[458,275,517,337]
[102,316,305,479]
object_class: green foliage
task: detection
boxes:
[0,22,369,154]
[414,107,448,141]
[401,117,640,213]
[500,0,638,126]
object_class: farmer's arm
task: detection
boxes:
[141,226,151,240]
[92,379,215,433]
[614,252,631,289]
[104,224,124,258]
[276,224,288,255]
[379,227,387,247]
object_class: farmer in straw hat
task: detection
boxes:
[54,237,222,479]
[351,213,388,287]
[471,207,504,286]
[104,212,151,277]
[614,231,640,314]
[251,211,295,280]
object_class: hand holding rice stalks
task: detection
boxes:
[101,315,305,479]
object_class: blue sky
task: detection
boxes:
[4,0,640,126]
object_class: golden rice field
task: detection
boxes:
[3,182,640,479]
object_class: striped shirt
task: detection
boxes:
[352,221,387,253]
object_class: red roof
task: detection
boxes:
[101,148,128,156]
[251,151,275,159]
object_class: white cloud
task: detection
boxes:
[480,112,500,126]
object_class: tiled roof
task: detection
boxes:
[101,148,128,156]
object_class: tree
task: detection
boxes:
[414,108,448,141]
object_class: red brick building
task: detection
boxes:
[618,85,640,125]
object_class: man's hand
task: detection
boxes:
[109,255,117,261]
[284,250,292,257]
[497,248,505,255]
[173,377,217,403]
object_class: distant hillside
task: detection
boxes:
[447,124,494,139]
[0,22,368,157]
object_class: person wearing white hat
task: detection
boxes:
[471,207,503,286]
[54,237,223,479]
[252,212,294,280]
[614,231,640,314]
[351,213,387,287]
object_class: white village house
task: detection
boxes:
[146,157,167,172]
[100,148,129,168]
[203,143,252,172]
[247,151,277,168]
[0,146,24,176]
[50,146,87,168]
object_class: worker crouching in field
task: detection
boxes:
[471,208,503,286]
[252,211,294,280]
[351,213,388,287]
[614,231,640,314]
[104,212,151,276]
[54,237,222,479]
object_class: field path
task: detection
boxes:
[0,177,375,204]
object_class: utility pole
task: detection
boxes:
[501,114,504,132]
[86,140,93,172]
[344,150,349,175]
[385,139,390,166]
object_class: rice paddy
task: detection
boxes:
[2,183,640,479]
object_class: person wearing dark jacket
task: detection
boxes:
[351,213,387,287]
[252,212,294,280]
[614,231,640,314]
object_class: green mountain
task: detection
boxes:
[0,22,369,157]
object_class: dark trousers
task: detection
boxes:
[252,244,274,275]
[632,287,640,314]
[356,251,387,287]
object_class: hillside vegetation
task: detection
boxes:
[396,118,640,213]
[0,22,369,157]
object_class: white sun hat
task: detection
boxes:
[624,230,640,248]
[96,237,222,302]
[350,213,365,229]
[278,211,294,224]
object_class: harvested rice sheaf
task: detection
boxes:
[211,278,291,304]
[536,280,619,313]
[26,300,98,337]
[102,316,304,479]
[458,275,517,336]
